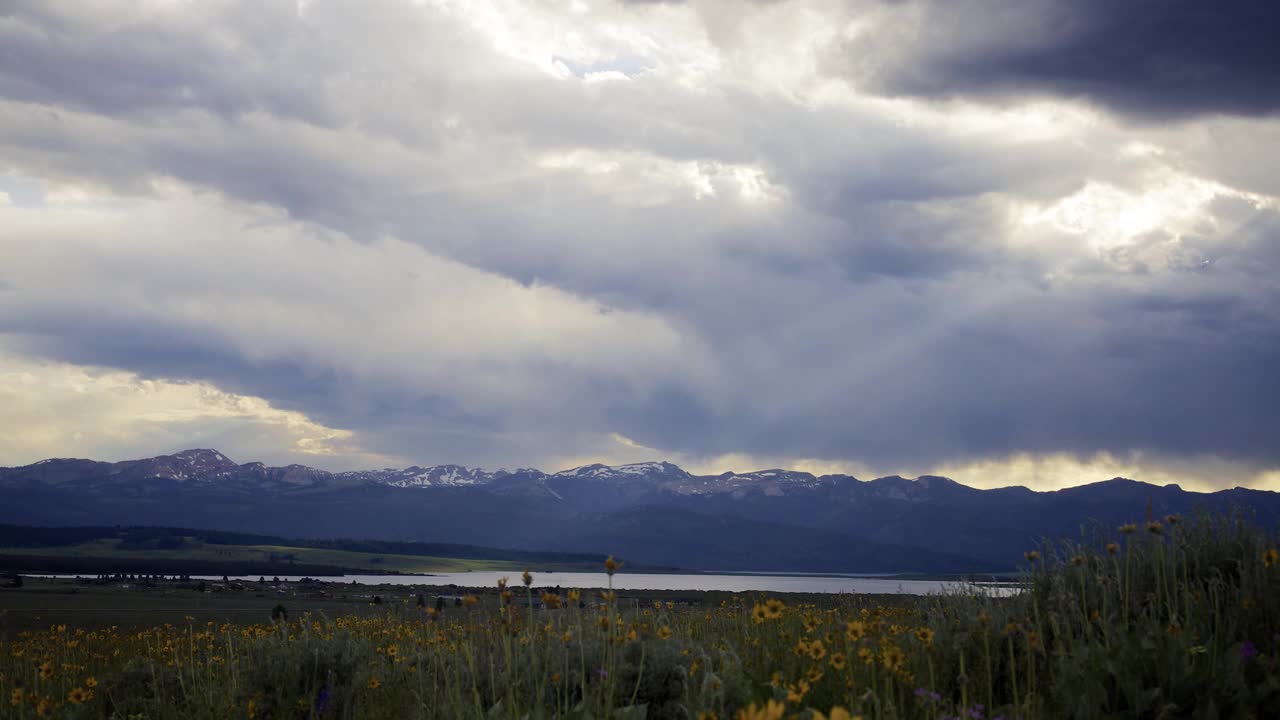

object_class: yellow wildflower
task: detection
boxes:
[522,569,533,586]
[763,598,785,619]
[786,678,811,702]
[857,647,875,665]
[1106,542,1119,555]
[368,676,381,690]
[658,626,672,640]
[605,555,621,575]
[881,644,906,673]
[735,700,785,720]
[915,627,935,648]
[1119,523,1137,534]
[830,652,848,670]
[1263,548,1278,568]
[68,686,93,704]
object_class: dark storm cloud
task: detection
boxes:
[851,0,1280,118]
[2,0,1279,481]
[0,0,333,123]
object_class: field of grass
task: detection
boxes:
[0,538,541,575]
[1,512,1278,719]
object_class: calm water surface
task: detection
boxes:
[190,572,1013,595]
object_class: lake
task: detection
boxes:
[189,571,1014,595]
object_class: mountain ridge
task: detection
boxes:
[3,448,1277,574]
[0,447,1203,496]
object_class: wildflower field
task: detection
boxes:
[2,513,1278,719]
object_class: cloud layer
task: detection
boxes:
[1,0,1278,488]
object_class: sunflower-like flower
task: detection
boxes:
[522,569,533,587]
[1263,548,1279,568]
[734,699,785,720]
[785,678,811,703]
[880,645,906,673]
[567,589,581,603]
[763,598,785,619]
[1023,550,1040,563]
[1070,555,1086,567]
[751,604,769,624]
[829,652,848,670]
[1146,521,1163,535]
[541,593,562,609]
[1106,542,1119,555]
[809,639,827,660]
[657,626,672,640]
[461,594,479,607]
[605,556,621,576]
[845,620,867,641]
[367,677,381,690]
[1119,523,1137,535]
[914,627,935,648]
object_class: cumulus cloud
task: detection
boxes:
[0,0,1278,488]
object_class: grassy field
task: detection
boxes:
[0,538,536,575]
[1,512,1277,719]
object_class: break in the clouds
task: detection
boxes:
[0,0,1278,490]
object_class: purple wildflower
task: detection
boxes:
[1242,641,1258,659]
[315,685,331,714]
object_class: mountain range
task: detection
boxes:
[3,449,1277,573]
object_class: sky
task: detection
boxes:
[1,0,1278,492]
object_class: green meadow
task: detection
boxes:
[1,512,1277,719]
